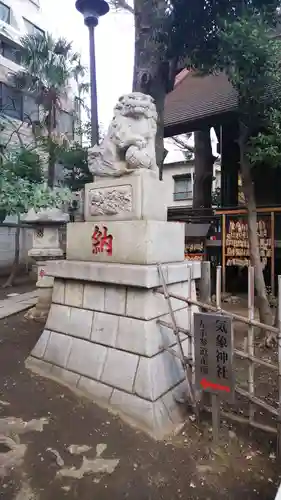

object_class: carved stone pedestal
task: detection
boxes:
[84,169,167,222]
[26,175,200,437]
[25,93,201,438]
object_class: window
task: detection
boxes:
[0,2,10,24]
[0,85,40,123]
[1,41,21,64]
[23,18,44,37]
[0,84,23,120]
[173,174,193,201]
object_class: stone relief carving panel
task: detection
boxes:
[89,185,133,216]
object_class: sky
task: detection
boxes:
[39,0,218,159]
[40,0,134,129]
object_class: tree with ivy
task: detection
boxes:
[188,9,281,340]
[110,0,279,207]
[111,0,281,335]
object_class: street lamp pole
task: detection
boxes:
[75,0,109,147]
[88,24,98,146]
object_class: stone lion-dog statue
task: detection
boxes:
[88,92,158,177]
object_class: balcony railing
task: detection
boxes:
[173,191,193,201]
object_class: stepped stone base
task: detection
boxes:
[26,260,200,439]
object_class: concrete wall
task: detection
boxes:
[0,216,33,274]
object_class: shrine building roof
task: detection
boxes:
[164,69,238,137]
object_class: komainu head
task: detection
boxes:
[114,92,157,122]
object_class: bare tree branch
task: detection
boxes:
[109,0,134,14]
[0,107,48,160]
[171,134,195,154]
[3,118,25,150]
[0,97,41,154]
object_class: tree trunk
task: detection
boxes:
[239,127,272,336]
[193,128,214,212]
[47,101,57,188]
[274,301,278,328]
[133,74,166,174]
[3,215,20,288]
[47,137,56,188]
[133,0,173,176]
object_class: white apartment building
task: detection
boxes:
[162,134,221,208]
[0,0,77,271]
[0,0,76,148]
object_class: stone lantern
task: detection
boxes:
[24,208,69,320]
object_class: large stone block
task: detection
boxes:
[46,303,70,332]
[46,304,93,340]
[91,311,119,347]
[67,337,108,380]
[125,281,189,320]
[161,380,190,425]
[101,349,139,392]
[44,331,72,368]
[26,357,80,389]
[77,376,113,405]
[64,281,84,307]
[83,283,105,311]
[51,365,80,387]
[104,285,126,315]
[110,388,174,439]
[69,308,93,339]
[134,350,184,401]
[84,170,168,222]
[31,329,50,359]
[66,220,184,265]
[116,316,159,356]
[46,260,201,288]
[52,279,65,304]
[26,356,53,376]
[116,309,189,357]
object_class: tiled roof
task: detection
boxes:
[164,70,238,132]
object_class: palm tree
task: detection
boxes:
[72,57,90,145]
[12,33,86,187]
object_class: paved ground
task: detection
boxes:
[0,312,281,499]
[0,276,36,301]
[0,290,38,319]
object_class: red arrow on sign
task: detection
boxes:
[200,378,230,393]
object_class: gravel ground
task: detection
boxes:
[0,311,280,500]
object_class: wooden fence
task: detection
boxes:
[158,262,281,455]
